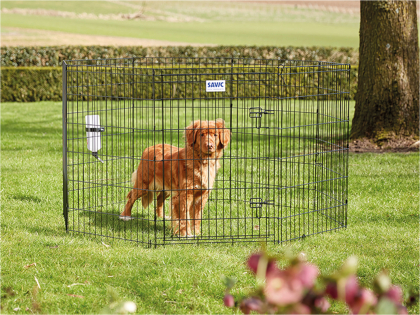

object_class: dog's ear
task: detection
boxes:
[185,120,201,147]
[216,119,231,149]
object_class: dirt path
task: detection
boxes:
[350,138,419,153]
[1,27,210,47]
[266,1,360,14]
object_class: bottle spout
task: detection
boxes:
[92,151,104,163]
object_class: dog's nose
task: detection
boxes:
[207,143,214,150]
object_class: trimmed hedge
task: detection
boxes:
[1,67,62,102]
[1,46,359,67]
[1,65,358,103]
[1,46,359,102]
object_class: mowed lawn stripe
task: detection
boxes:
[1,13,359,47]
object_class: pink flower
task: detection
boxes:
[385,285,403,304]
[266,260,280,277]
[239,297,263,314]
[314,296,331,313]
[265,270,305,305]
[264,261,319,306]
[223,294,235,308]
[297,263,319,289]
[349,288,377,314]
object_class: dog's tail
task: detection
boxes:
[130,168,154,209]
[131,170,137,186]
[125,171,137,200]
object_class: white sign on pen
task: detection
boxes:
[206,80,226,92]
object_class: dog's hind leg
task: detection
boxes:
[170,195,180,235]
[190,190,209,236]
[120,187,146,220]
[120,170,148,220]
[155,191,171,219]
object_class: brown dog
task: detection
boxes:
[119,119,231,237]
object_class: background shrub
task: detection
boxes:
[1,46,358,102]
[1,46,359,67]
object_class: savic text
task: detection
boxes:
[206,80,226,92]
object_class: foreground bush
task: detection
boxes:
[223,252,417,314]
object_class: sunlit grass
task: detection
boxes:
[1,101,418,314]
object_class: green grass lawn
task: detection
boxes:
[1,101,419,314]
[1,1,360,47]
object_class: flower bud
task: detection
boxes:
[223,294,235,308]
[247,253,263,274]
[344,275,359,305]
[325,282,338,299]
[341,256,358,277]
[374,271,391,294]
[239,297,263,314]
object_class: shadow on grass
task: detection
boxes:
[69,209,169,235]
[24,224,68,238]
[11,193,43,203]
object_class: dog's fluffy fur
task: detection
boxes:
[119,119,231,236]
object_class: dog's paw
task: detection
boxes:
[176,233,195,238]
[119,215,134,221]
[164,215,172,220]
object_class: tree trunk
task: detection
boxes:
[351,0,419,141]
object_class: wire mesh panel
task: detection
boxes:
[62,57,349,247]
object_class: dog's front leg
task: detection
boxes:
[173,192,194,237]
[191,190,209,236]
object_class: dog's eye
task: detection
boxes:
[215,134,218,137]
[201,133,205,136]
